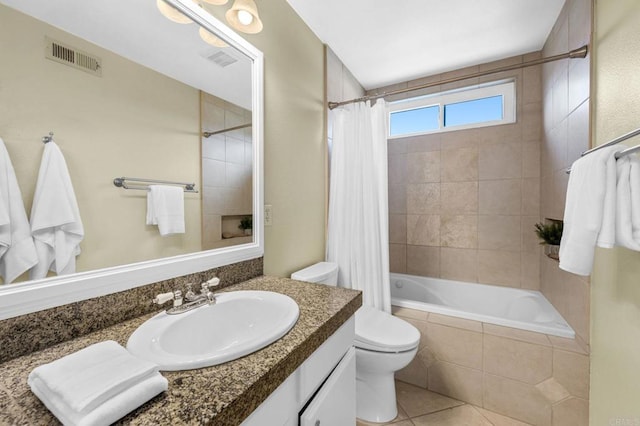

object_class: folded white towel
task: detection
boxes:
[0,138,38,283]
[615,154,640,251]
[30,141,84,279]
[28,341,167,426]
[146,185,185,236]
[559,145,621,275]
[30,372,167,426]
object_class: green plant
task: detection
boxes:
[534,220,563,245]
[239,216,252,230]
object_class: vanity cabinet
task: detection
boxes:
[241,316,356,425]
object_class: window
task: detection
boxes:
[388,80,515,138]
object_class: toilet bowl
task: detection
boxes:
[292,262,420,423]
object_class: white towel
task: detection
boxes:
[0,138,38,283]
[28,340,168,426]
[559,145,621,276]
[146,185,185,236]
[615,154,640,251]
[30,141,84,279]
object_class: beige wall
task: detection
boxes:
[381,55,543,290]
[204,0,327,277]
[590,0,640,423]
[540,0,592,346]
[0,5,202,283]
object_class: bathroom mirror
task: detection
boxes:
[0,0,264,318]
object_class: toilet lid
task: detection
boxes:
[354,306,420,352]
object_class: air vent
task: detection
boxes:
[205,50,238,68]
[45,37,102,77]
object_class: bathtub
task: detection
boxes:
[390,273,575,338]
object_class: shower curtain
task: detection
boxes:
[326,100,391,313]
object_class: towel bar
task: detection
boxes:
[566,127,640,174]
[113,177,198,193]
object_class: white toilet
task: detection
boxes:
[292,262,420,423]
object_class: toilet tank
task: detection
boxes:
[291,262,339,286]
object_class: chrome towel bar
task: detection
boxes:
[113,177,198,193]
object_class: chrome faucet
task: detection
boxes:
[153,277,220,315]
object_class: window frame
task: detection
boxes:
[388,79,516,139]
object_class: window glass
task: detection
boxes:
[390,105,439,136]
[444,95,503,127]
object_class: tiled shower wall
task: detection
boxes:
[380,55,543,290]
[540,0,592,347]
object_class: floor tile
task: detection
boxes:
[395,380,464,418]
[411,405,492,426]
[476,406,533,425]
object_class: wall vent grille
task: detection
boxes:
[45,37,102,77]
[206,50,238,67]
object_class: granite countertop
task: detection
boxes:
[0,276,362,425]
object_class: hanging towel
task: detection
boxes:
[0,138,38,283]
[146,185,185,236]
[30,141,84,280]
[559,145,621,276]
[615,154,640,251]
[28,340,168,426]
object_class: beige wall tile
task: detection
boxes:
[553,349,590,399]
[428,313,483,332]
[479,142,523,180]
[547,334,589,355]
[388,138,408,155]
[407,215,440,246]
[428,361,483,406]
[483,373,552,425]
[522,141,541,180]
[477,123,522,146]
[440,248,478,283]
[406,134,441,152]
[483,334,552,384]
[408,151,441,183]
[412,405,492,426]
[389,214,407,244]
[478,250,521,287]
[392,306,429,322]
[522,216,542,253]
[404,317,429,351]
[552,397,588,426]
[441,215,478,249]
[479,180,522,215]
[389,183,407,214]
[390,243,407,273]
[407,183,440,214]
[440,129,479,151]
[523,103,543,144]
[441,146,479,182]
[483,323,551,346]
[388,153,408,185]
[478,215,521,251]
[425,323,483,369]
[407,245,440,277]
[521,250,541,290]
[441,182,479,214]
[568,55,590,113]
[567,100,590,163]
[523,65,543,105]
[521,178,541,215]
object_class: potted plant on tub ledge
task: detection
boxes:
[534,219,563,261]
[239,216,253,236]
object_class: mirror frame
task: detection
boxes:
[0,0,264,320]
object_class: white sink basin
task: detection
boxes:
[127,290,299,371]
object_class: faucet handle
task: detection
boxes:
[154,290,183,307]
[206,277,221,287]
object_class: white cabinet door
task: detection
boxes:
[300,347,356,426]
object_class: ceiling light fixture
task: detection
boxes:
[225,0,263,34]
[156,0,193,24]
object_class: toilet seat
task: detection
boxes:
[354,306,420,353]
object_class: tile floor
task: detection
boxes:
[356,381,531,426]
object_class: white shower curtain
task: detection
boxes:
[326,100,391,313]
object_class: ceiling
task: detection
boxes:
[286,0,566,91]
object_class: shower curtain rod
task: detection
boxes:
[328,44,589,110]
[202,123,252,138]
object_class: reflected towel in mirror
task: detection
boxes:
[146,185,185,236]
